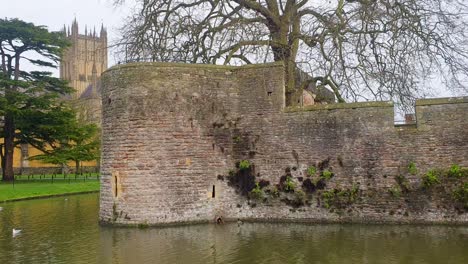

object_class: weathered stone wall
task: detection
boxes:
[100,62,468,226]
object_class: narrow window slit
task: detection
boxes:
[212,185,216,198]
[114,175,118,198]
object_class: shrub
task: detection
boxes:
[322,190,335,209]
[408,162,418,175]
[249,182,264,200]
[422,169,440,188]
[284,177,295,192]
[395,175,411,192]
[347,184,360,203]
[294,190,306,206]
[270,186,280,197]
[389,186,402,198]
[321,169,333,180]
[239,160,251,170]
[452,183,468,209]
[307,166,317,177]
[321,185,359,209]
[448,164,462,178]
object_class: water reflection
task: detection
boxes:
[0,194,99,264]
[100,223,468,264]
[1,194,467,264]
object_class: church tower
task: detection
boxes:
[60,19,108,99]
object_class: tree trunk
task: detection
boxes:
[0,145,5,174]
[75,160,80,175]
[61,163,67,176]
[2,113,15,181]
[271,48,301,106]
[269,16,301,107]
[2,55,21,181]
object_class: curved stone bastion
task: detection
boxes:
[99,62,468,226]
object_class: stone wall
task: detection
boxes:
[100,62,468,226]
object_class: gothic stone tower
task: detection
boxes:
[60,19,108,99]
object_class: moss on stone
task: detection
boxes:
[284,101,394,113]
[104,61,284,75]
[416,97,468,106]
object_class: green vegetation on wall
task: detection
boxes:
[239,160,251,170]
[321,185,360,209]
[452,183,468,210]
[408,162,418,175]
[307,166,316,177]
[321,169,333,180]
[421,169,441,188]
[225,159,467,213]
[249,183,264,200]
[283,177,295,192]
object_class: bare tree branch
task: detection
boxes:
[114,0,468,108]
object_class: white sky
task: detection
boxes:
[1,0,136,71]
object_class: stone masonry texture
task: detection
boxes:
[100,62,468,226]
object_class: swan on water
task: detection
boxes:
[12,229,21,237]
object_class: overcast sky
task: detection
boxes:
[1,0,135,69]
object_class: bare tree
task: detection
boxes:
[114,0,468,108]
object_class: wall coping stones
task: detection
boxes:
[104,61,285,75]
[416,96,468,106]
[105,61,468,110]
[284,101,394,113]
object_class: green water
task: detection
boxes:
[0,193,467,264]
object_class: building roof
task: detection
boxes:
[80,79,101,99]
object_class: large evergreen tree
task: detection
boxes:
[0,18,72,181]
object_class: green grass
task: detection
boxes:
[0,180,100,202]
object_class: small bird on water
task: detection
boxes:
[0,207,3,211]
[12,229,21,237]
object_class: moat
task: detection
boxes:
[1,193,467,264]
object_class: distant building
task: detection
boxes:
[60,19,107,125]
[60,18,107,100]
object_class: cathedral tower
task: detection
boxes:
[60,19,108,98]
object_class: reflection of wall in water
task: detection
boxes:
[98,223,468,264]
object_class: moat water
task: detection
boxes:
[1,193,467,264]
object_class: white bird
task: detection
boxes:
[0,207,3,211]
[12,229,21,237]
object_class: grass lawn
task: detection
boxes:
[0,180,100,202]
